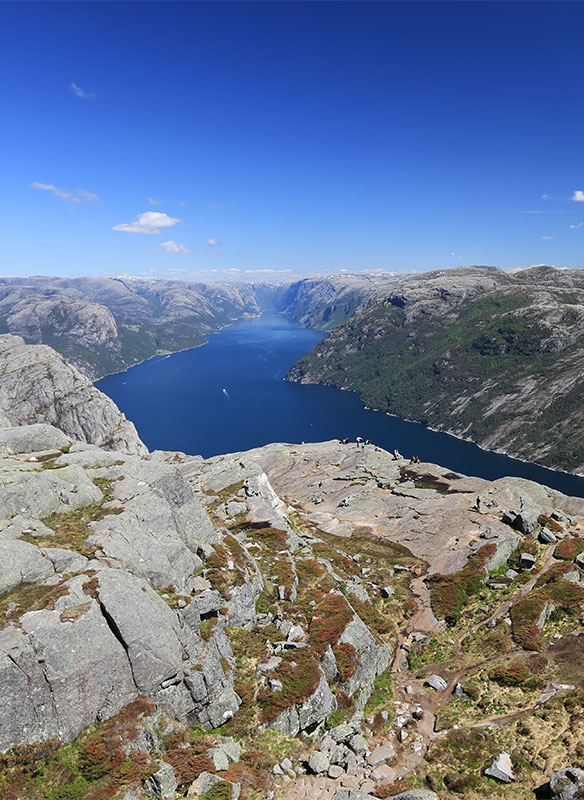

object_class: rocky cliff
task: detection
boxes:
[0,335,146,455]
[287,265,584,474]
[0,277,282,379]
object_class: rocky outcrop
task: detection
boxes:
[0,335,147,455]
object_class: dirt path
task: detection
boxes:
[387,544,561,779]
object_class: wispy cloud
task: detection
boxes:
[147,197,161,206]
[223,268,241,273]
[572,190,584,202]
[541,235,552,239]
[569,222,584,229]
[69,82,94,100]
[208,201,222,209]
[113,211,181,234]
[160,240,192,254]
[30,182,99,206]
[244,268,292,274]
[206,237,220,246]
[522,210,569,215]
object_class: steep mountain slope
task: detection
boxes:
[279,273,402,331]
[287,266,584,474]
[0,334,146,455]
[0,277,282,379]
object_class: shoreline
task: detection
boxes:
[289,378,584,483]
[93,311,266,382]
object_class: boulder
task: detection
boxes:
[308,751,330,774]
[424,674,447,692]
[539,528,557,544]
[144,762,177,799]
[518,552,537,570]
[550,767,584,799]
[348,733,368,757]
[386,792,439,800]
[367,742,395,767]
[484,751,515,783]
[40,547,89,574]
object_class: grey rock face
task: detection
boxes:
[550,767,584,799]
[0,463,103,520]
[0,423,70,454]
[0,599,137,750]
[95,568,198,693]
[0,335,146,455]
[270,673,337,737]
[0,537,55,593]
[385,792,440,800]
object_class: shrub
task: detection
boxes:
[554,538,584,562]
[309,593,353,652]
[428,544,496,625]
[491,660,532,686]
[333,642,359,682]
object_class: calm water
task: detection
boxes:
[97,311,584,498]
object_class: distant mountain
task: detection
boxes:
[0,276,284,379]
[279,272,401,330]
[287,265,584,474]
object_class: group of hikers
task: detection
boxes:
[339,436,421,463]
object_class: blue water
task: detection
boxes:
[97,311,584,498]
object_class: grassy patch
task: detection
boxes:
[258,648,321,724]
[428,544,496,626]
[27,479,122,557]
[0,581,71,629]
[554,538,584,562]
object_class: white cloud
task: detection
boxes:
[570,222,584,229]
[69,82,94,99]
[541,235,552,239]
[113,211,181,234]
[223,268,241,273]
[244,269,292,274]
[160,240,192,254]
[147,197,161,206]
[206,237,220,246]
[572,190,584,202]
[30,182,99,206]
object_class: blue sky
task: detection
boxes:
[2,1,584,280]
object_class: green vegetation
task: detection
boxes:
[288,285,584,472]
[25,478,122,557]
[428,544,496,626]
